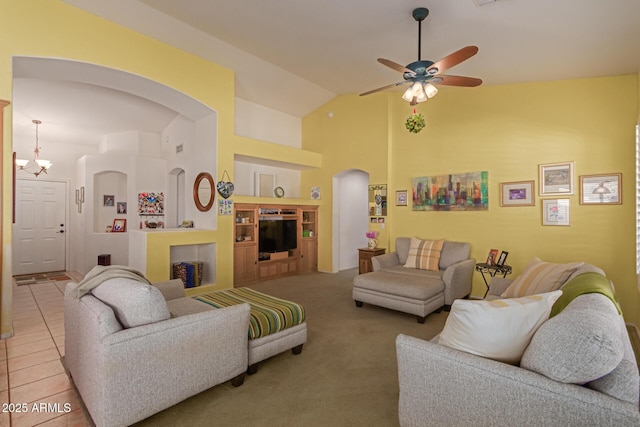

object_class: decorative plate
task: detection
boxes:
[274,186,285,198]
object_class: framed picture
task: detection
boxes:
[396,190,408,206]
[112,218,127,232]
[80,186,85,202]
[486,248,499,265]
[75,189,80,204]
[539,161,574,196]
[117,202,127,214]
[579,173,622,205]
[542,199,570,226]
[496,251,509,267]
[104,195,115,207]
[499,180,535,207]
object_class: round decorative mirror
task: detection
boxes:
[194,172,215,212]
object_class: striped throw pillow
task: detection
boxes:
[501,257,584,298]
[403,238,444,271]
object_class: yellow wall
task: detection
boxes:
[301,95,391,270]
[303,76,639,322]
[0,0,239,335]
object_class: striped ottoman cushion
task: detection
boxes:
[195,288,305,339]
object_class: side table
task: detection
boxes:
[358,247,386,274]
[475,263,512,297]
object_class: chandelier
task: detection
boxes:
[16,120,52,177]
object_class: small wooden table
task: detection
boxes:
[358,247,386,274]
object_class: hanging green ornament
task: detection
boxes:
[405,109,426,134]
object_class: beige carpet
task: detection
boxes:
[134,268,448,426]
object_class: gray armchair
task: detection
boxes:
[64,278,250,427]
[371,237,475,305]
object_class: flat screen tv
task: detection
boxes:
[259,219,297,253]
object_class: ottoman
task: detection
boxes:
[194,288,307,374]
[353,271,445,323]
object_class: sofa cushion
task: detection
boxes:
[404,238,444,271]
[501,257,583,298]
[439,241,470,269]
[91,278,170,328]
[438,290,562,364]
[520,293,624,384]
[395,237,411,265]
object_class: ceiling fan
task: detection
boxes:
[360,7,482,106]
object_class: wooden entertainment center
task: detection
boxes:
[234,203,318,285]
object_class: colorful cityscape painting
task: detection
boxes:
[412,171,489,211]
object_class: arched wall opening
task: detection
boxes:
[332,169,369,272]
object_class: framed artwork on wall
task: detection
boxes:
[539,161,574,196]
[112,218,127,232]
[396,190,408,206]
[104,195,115,206]
[579,173,622,205]
[412,171,489,211]
[499,180,534,207]
[542,199,570,226]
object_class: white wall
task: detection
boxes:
[333,170,369,271]
[234,161,301,198]
[235,98,301,147]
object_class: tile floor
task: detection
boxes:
[1,272,91,426]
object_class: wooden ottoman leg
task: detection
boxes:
[231,373,245,387]
[417,315,426,324]
[355,300,363,307]
[247,364,259,375]
[291,344,304,355]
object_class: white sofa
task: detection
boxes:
[64,278,250,427]
[395,263,640,426]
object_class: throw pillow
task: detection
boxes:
[403,238,444,271]
[521,293,624,384]
[91,278,170,328]
[438,290,562,364]
[501,257,583,298]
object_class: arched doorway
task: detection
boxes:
[332,169,369,271]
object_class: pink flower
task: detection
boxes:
[365,231,378,239]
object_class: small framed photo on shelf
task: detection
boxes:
[112,218,127,232]
[117,202,127,214]
[542,199,570,226]
[539,161,574,196]
[499,180,534,207]
[396,190,408,206]
[496,251,509,267]
[486,248,499,265]
[579,173,622,205]
[104,195,115,207]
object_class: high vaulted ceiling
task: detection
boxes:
[63,0,640,117]
[13,0,640,150]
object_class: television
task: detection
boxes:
[259,219,297,254]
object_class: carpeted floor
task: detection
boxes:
[13,271,72,285]
[134,268,448,427]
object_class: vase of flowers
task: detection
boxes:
[366,231,379,249]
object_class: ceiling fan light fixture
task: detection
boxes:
[424,82,438,98]
[402,86,414,102]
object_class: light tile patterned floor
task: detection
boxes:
[1,273,91,426]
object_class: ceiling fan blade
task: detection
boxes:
[377,58,416,76]
[426,46,479,75]
[360,81,410,96]
[436,75,483,87]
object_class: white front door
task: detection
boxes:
[13,179,67,275]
